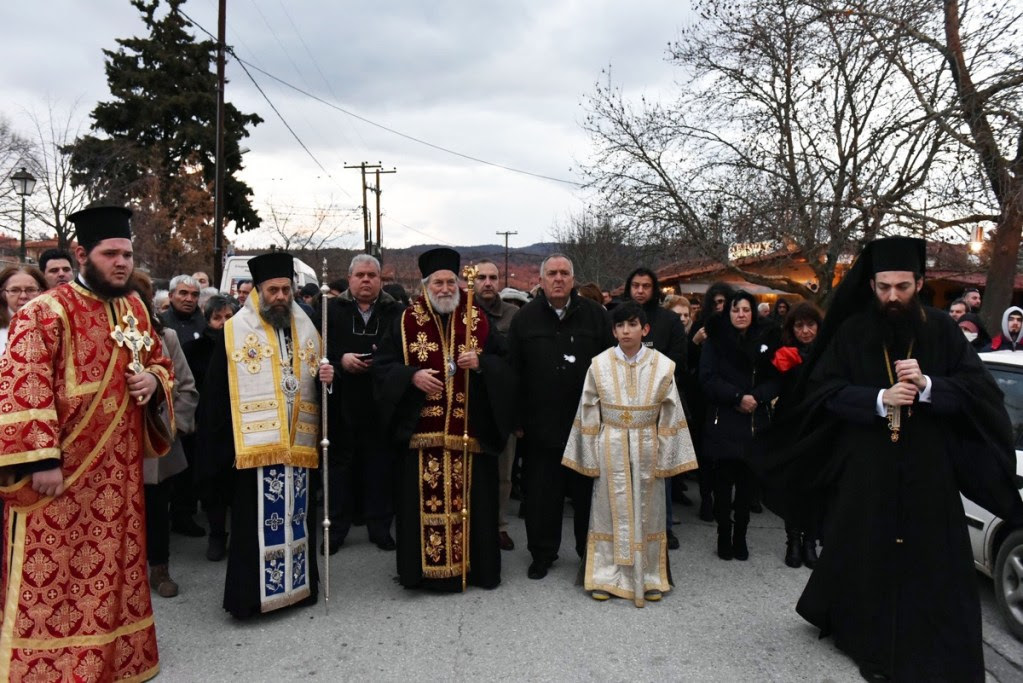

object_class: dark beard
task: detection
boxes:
[259,300,292,330]
[872,295,925,353]
[83,257,132,298]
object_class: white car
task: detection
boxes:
[968,351,1023,641]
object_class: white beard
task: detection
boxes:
[428,288,460,315]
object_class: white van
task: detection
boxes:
[220,255,319,296]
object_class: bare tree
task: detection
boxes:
[838,0,1023,331]
[24,101,91,249]
[582,0,958,302]
[263,199,358,265]
[0,117,38,238]
[550,212,665,290]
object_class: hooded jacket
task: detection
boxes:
[984,306,1023,352]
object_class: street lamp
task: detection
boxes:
[969,224,985,254]
[10,168,37,263]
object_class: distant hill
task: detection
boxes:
[378,242,561,291]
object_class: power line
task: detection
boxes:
[178,7,472,249]
[180,8,582,187]
[236,57,585,187]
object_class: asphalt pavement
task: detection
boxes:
[150,501,1022,681]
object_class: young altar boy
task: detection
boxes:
[562,301,697,607]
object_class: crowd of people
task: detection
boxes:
[0,207,1021,681]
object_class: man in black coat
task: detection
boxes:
[161,274,207,537]
[323,254,405,554]
[507,254,614,580]
[624,267,689,549]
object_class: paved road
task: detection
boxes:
[151,502,1022,681]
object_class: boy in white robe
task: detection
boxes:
[562,301,697,607]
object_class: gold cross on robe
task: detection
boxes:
[111,312,154,375]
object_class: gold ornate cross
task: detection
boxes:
[110,311,154,375]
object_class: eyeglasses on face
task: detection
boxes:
[5,287,40,296]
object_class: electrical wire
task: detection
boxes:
[179,8,583,188]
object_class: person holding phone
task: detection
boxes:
[322,254,405,554]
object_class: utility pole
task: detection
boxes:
[213,0,226,286]
[345,162,382,256]
[496,230,517,289]
[369,167,397,262]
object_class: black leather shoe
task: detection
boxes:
[717,530,733,561]
[732,529,749,561]
[498,531,515,551]
[171,517,206,538]
[527,560,549,580]
[206,533,228,562]
[801,536,819,568]
[373,534,397,551]
[667,530,680,550]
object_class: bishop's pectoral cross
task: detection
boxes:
[111,311,155,376]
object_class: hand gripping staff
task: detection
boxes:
[460,264,479,592]
[319,259,332,613]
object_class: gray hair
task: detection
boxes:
[154,289,169,307]
[204,294,238,320]
[348,253,381,276]
[540,253,574,276]
[169,274,200,293]
[198,286,220,310]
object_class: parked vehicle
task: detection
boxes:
[969,351,1023,640]
[219,255,319,296]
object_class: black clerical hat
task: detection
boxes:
[869,237,926,276]
[418,247,460,278]
[68,206,132,250]
[248,252,294,285]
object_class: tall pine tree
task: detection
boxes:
[69,0,262,273]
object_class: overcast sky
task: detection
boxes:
[2,0,690,249]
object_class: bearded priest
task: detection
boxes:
[199,252,334,619]
[374,248,514,591]
[0,206,174,681]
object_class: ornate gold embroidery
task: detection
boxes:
[411,301,431,326]
[409,331,439,362]
[452,407,465,419]
[231,333,273,374]
[422,456,442,488]
[420,405,444,418]
[457,335,480,355]
[297,338,319,377]
[461,309,479,331]
[455,392,465,404]
[425,530,445,562]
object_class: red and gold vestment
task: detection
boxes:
[0,282,173,682]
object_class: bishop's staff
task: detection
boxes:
[319,258,332,613]
[460,264,479,592]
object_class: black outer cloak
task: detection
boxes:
[769,307,1023,681]
[373,304,516,591]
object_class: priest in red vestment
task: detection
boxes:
[0,206,173,682]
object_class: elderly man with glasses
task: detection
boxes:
[321,254,405,554]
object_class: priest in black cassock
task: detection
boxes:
[374,248,514,591]
[770,237,1023,682]
[199,252,333,618]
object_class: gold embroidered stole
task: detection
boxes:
[400,293,489,578]
[225,293,320,470]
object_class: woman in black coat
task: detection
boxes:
[770,302,823,569]
[699,290,780,560]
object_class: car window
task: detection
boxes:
[988,365,1023,448]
